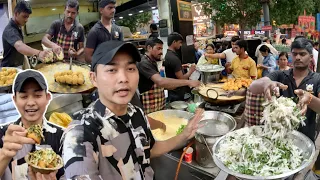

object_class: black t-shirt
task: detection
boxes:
[163,49,190,101]
[47,19,85,48]
[149,32,159,38]
[86,21,123,52]
[137,55,159,94]
[163,49,182,79]
[1,19,24,67]
[267,69,320,141]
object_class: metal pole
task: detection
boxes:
[317,33,320,73]
[262,2,270,37]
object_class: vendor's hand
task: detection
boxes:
[204,53,210,58]
[38,50,52,62]
[188,80,201,88]
[52,44,62,56]
[294,89,311,115]
[181,108,204,140]
[189,64,196,73]
[28,166,57,180]
[68,48,77,58]
[263,80,288,101]
[1,125,35,159]
[257,64,261,68]
[182,64,190,70]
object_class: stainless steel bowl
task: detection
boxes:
[197,64,225,84]
[212,127,316,180]
[195,111,237,168]
[170,101,188,110]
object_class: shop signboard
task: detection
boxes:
[255,30,265,35]
[177,0,193,21]
[261,25,272,31]
[152,9,159,24]
[317,13,320,31]
[191,3,210,24]
[298,15,315,31]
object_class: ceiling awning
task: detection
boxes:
[115,0,157,19]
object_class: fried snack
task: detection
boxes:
[222,78,253,91]
[0,68,17,86]
[27,124,44,144]
[43,51,54,63]
[55,51,64,61]
[54,70,85,86]
[28,148,62,169]
[49,112,72,128]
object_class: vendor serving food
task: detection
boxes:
[138,38,200,114]
[248,37,320,174]
[0,70,64,180]
[1,1,51,67]
[225,40,257,79]
[42,0,85,61]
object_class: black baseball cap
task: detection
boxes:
[91,41,141,71]
[13,69,47,92]
[99,0,116,8]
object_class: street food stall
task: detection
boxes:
[34,61,95,94]
[148,62,315,180]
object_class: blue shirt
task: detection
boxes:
[262,54,277,77]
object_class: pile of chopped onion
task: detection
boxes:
[261,96,306,139]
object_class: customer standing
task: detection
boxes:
[257,45,277,77]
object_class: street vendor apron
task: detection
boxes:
[141,84,165,114]
[56,24,76,61]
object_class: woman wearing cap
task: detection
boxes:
[62,41,204,180]
[0,69,64,180]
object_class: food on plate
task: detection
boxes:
[49,112,72,128]
[27,148,62,169]
[0,68,17,86]
[54,70,85,85]
[216,126,303,176]
[43,51,54,63]
[222,78,253,91]
[176,125,186,135]
[27,124,44,144]
[261,96,306,139]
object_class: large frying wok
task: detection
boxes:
[35,61,96,93]
[197,83,246,106]
[0,67,22,93]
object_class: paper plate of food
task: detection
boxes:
[25,148,63,174]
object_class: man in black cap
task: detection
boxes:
[84,0,123,63]
[62,41,204,180]
[0,69,64,180]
